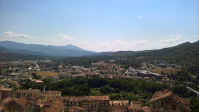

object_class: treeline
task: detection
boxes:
[21,77,196,98]
[20,77,199,109]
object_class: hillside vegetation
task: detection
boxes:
[131,41,199,74]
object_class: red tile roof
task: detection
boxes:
[68,106,86,112]
[15,97,27,106]
[113,109,125,112]
[41,100,64,112]
[42,90,61,94]
[15,89,40,93]
[150,89,191,112]
[142,106,150,112]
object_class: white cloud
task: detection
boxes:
[131,40,148,45]
[113,41,129,45]
[33,37,38,40]
[80,41,90,46]
[3,31,38,39]
[58,34,75,41]
[193,35,199,38]
[138,16,141,18]
[100,43,110,47]
[144,14,149,16]
[161,35,181,44]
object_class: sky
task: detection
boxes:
[0,0,199,52]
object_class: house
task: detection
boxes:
[4,97,32,112]
[41,100,64,112]
[130,101,142,107]
[150,89,191,112]
[109,100,129,112]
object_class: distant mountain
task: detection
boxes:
[93,51,142,56]
[0,52,48,61]
[57,45,84,51]
[0,41,96,57]
[11,49,50,56]
[0,46,14,53]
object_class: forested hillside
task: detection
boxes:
[0,53,52,61]
[131,41,199,74]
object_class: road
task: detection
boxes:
[186,86,199,96]
[34,61,39,68]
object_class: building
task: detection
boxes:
[31,79,43,85]
[136,70,164,79]
[4,97,33,112]
[150,89,191,112]
[61,95,110,112]
[41,100,64,112]
[42,90,61,97]
[109,100,129,112]
[58,72,72,78]
[14,89,41,98]
[0,97,12,112]
[155,60,165,66]
[0,87,14,100]
[68,106,88,112]
[130,101,142,107]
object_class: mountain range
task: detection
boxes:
[0,40,199,59]
[0,41,97,57]
[0,41,136,57]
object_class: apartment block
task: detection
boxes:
[14,89,41,98]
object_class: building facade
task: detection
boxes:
[14,89,41,98]
[0,88,14,100]
[150,89,191,112]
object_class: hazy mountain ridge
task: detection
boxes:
[0,41,96,57]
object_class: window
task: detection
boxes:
[161,102,163,107]
[171,104,176,110]
[173,105,176,110]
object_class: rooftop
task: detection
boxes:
[41,100,64,112]
[150,89,191,112]
[42,90,61,94]
[15,89,41,93]
[68,106,86,112]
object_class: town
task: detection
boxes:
[0,0,199,111]
[0,58,198,112]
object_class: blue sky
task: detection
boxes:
[0,0,199,52]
